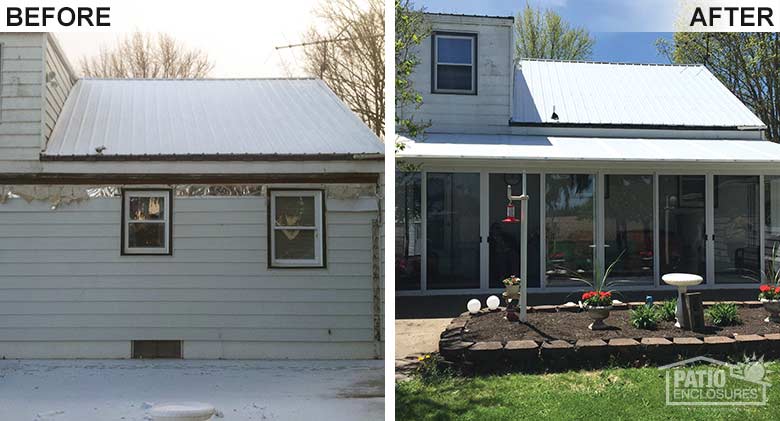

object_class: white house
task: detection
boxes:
[396,13,780,298]
[0,33,384,359]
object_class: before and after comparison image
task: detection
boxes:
[1,0,780,419]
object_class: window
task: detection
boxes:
[604,174,654,285]
[122,190,172,255]
[269,190,325,268]
[432,32,476,94]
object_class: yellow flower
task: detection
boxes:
[418,356,424,361]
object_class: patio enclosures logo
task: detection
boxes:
[661,356,770,406]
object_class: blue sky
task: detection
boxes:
[418,0,675,64]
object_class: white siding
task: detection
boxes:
[402,15,514,135]
[42,35,75,143]
[0,33,45,164]
[0,193,380,359]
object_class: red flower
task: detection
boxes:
[774,287,780,294]
[761,285,771,293]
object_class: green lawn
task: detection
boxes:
[397,363,780,421]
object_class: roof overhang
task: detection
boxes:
[397,134,780,165]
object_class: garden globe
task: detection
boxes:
[486,295,500,310]
[467,299,481,314]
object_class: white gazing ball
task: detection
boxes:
[467,299,481,314]
[486,295,500,310]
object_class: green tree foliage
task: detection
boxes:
[515,3,594,61]
[395,0,430,153]
[658,33,780,142]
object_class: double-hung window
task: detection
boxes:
[122,190,172,255]
[269,190,325,268]
[432,32,477,94]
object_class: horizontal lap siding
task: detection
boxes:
[43,37,75,142]
[0,195,378,358]
[0,34,44,165]
[404,20,513,134]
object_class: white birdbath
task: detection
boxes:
[662,273,703,329]
[149,402,215,421]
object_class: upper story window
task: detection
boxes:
[122,189,172,255]
[269,190,325,268]
[432,32,477,94]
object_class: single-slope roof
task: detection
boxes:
[398,133,780,163]
[513,59,766,129]
[43,78,383,160]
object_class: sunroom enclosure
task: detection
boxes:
[397,168,780,295]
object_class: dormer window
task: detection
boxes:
[432,32,477,94]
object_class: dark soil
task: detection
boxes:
[462,307,780,343]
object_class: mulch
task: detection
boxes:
[462,307,780,343]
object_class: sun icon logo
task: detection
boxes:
[732,355,771,384]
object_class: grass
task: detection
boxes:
[396,362,780,421]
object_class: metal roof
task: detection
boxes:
[397,133,780,163]
[43,78,383,160]
[513,59,766,128]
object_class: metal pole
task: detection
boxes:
[520,172,528,322]
[507,174,529,322]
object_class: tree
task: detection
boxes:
[658,33,780,142]
[514,3,594,61]
[80,32,214,79]
[395,0,430,153]
[302,0,384,138]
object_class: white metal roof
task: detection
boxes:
[398,133,780,163]
[44,78,383,160]
[513,60,766,128]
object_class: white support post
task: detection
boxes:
[507,172,529,322]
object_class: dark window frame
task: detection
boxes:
[431,31,478,95]
[267,188,327,269]
[120,188,173,256]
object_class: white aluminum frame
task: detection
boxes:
[397,162,779,297]
[270,190,324,268]
[433,33,476,94]
[123,190,171,255]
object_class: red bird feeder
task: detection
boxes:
[502,202,520,223]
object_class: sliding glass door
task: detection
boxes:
[714,175,760,284]
[426,172,481,289]
[545,174,595,286]
[604,175,654,285]
[658,175,706,278]
[488,174,541,288]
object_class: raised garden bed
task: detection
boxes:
[439,302,780,372]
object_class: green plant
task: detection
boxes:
[572,251,625,307]
[630,305,660,329]
[658,299,677,322]
[415,353,451,383]
[705,303,741,326]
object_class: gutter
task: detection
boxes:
[39,153,385,162]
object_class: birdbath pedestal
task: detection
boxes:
[662,273,704,329]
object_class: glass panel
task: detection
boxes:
[436,65,472,91]
[714,175,760,283]
[488,174,541,288]
[659,175,706,277]
[129,196,165,221]
[128,222,166,248]
[436,36,472,64]
[766,176,780,281]
[426,173,480,289]
[275,230,316,260]
[604,175,654,285]
[396,172,422,290]
[275,196,315,227]
[545,174,595,286]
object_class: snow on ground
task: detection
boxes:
[0,359,383,420]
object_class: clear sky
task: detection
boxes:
[54,0,329,78]
[418,0,676,64]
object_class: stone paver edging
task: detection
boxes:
[440,304,780,371]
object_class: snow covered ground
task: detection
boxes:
[0,359,383,420]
